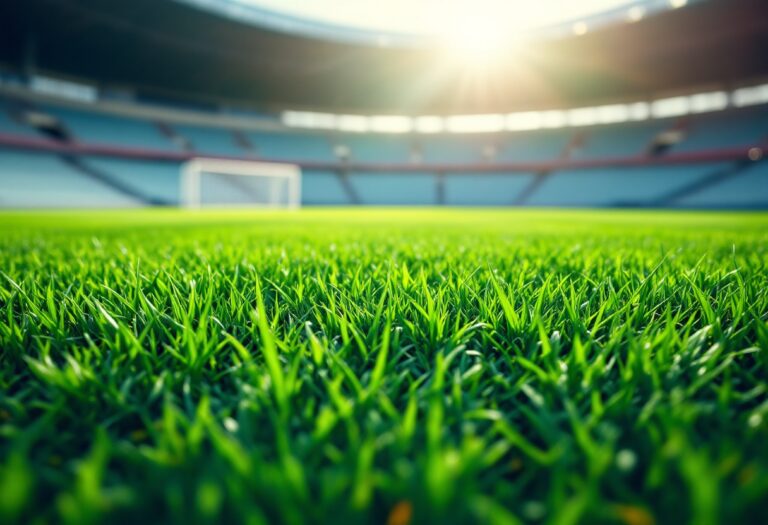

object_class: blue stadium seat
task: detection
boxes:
[420,136,486,164]
[673,108,768,153]
[571,121,665,160]
[0,106,41,138]
[527,164,731,207]
[0,151,140,207]
[83,157,181,205]
[340,135,412,163]
[175,125,248,156]
[497,130,572,163]
[444,173,535,205]
[45,106,177,150]
[675,161,768,207]
[248,132,336,162]
[348,172,437,205]
[301,170,351,205]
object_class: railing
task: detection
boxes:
[0,132,763,174]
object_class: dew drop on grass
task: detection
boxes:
[616,449,637,472]
[223,417,239,433]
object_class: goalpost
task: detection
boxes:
[180,158,301,209]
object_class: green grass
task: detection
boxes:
[1,208,767,525]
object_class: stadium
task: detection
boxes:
[0,0,767,523]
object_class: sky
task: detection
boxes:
[236,0,639,36]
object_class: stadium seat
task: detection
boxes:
[83,157,182,205]
[44,106,178,150]
[348,172,437,205]
[174,125,249,156]
[338,135,412,163]
[496,130,572,163]
[674,160,768,207]
[0,151,141,207]
[0,104,41,138]
[301,170,352,205]
[571,121,666,160]
[444,173,536,205]
[248,131,337,162]
[673,108,768,153]
[527,164,732,207]
[419,136,486,164]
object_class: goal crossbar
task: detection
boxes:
[180,158,301,209]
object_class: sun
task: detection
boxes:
[448,18,505,61]
[440,12,524,70]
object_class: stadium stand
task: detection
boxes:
[0,89,766,208]
[526,164,733,207]
[44,106,178,150]
[674,161,768,208]
[0,151,140,207]
[672,107,768,153]
[444,174,536,206]
[82,158,181,205]
[348,172,438,205]
[0,104,42,138]
[339,135,413,163]
[173,124,249,157]
[420,135,487,164]
[497,130,573,163]
[301,170,350,205]
[570,121,666,160]
[248,132,337,162]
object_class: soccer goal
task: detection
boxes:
[180,158,301,209]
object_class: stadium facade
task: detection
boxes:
[1,0,767,208]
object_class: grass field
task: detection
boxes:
[1,209,767,525]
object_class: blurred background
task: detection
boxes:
[0,0,767,208]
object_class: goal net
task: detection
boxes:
[180,158,301,208]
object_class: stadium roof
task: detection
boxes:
[216,0,637,36]
[1,0,767,113]
[173,0,671,46]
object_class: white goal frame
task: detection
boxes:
[180,158,301,209]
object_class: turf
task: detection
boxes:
[1,209,767,525]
